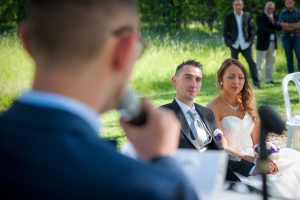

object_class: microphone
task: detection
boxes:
[258,105,286,200]
[116,87,147,126]
[258,105,286,135]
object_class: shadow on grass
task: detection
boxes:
[141,27,222,49]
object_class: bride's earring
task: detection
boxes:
[220,82,223,89]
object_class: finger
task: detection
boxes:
[119,98,154,132]
[120,118,132,133]
[139,97,156,117]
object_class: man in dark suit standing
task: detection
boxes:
[223,0,260,88]
[256,1,281,84]
[160,60,257,182]
[0,1,197,199]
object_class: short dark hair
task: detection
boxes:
[233,0,244,5]
[26,0,137,64]
[175,60,203,76]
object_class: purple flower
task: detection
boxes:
[213,129,223,143]
[253,142,280,155]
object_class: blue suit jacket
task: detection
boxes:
[0,101,197,200]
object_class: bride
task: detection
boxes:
[207,58,300,199]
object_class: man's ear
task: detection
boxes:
[111,33,136,72]
[19,22,33,57]
[171,76,177,86]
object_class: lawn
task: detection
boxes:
[1,26,299,145]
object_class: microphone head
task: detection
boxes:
[258,105,286,135]
[116,87,147,126]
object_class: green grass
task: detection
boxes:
[1,27,300,146]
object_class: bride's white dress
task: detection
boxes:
[221,112,300,199]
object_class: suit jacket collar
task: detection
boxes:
[19,90,100,133]
[171,99,193,140]
[234,11,243,17]
[194,105,213,134]
[230,11,248,28]
[4,101,100,141]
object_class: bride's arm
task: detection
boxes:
[251,120,260,146]
[219,135,255,163]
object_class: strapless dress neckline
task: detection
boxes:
[221,112,255,157]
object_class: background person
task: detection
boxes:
[279,0,300,73]
[256,1,281,84]
[223,0,260,88]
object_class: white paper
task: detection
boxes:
[174,149,228,200]
[121,143,228,200]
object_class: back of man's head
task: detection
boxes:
[25,0,137,66]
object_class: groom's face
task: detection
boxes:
[172,65,202,103]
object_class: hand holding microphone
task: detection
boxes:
[117,88,180,160]
[116,88,147,126]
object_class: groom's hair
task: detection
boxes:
[175,60,203,76]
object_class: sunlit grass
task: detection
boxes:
[0,33,33,110]
[1,28,299,146]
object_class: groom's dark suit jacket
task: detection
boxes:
[0,101,197,199]
[161,99,255,181]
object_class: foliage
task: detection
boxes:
[0,0,288,33]
[0,0,27,33]
[138,0,287,31]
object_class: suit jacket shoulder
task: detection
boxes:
[0,101,197,200]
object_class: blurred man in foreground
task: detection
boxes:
[0,0,197,199]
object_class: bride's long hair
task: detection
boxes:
[216,58,258,122]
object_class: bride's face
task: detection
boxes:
[222,64,245,95]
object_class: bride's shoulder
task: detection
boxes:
[206,97,225,119]
[206,96,222,110]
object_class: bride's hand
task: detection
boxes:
[242,155,256,163]
[269,159,279,174]
[253,159,279,175]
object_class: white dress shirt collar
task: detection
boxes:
[19,90,101,133]
[234,11,243,17]
[175,98,195,114]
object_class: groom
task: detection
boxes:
[160,60,255,181]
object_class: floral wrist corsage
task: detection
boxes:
[213,129,224,143]
[253,141,280,162]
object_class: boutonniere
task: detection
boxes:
[213,129,223,143]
